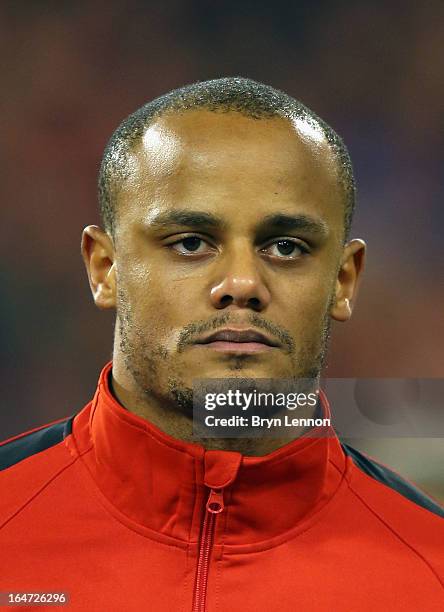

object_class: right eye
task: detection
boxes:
[169,236,214,255]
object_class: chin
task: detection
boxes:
[189,363,282,380]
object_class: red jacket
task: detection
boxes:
[1,361,443,611]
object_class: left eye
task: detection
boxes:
[262,239,305,258]
[170,236,209,254]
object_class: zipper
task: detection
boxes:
[192,488,225,612]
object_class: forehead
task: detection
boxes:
[118,109,344,234]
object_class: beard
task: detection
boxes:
[115,284,333,419]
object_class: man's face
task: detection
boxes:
[111,110,346,408]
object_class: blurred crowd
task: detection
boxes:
[0,1,442,497]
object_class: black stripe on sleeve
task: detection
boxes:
[342,443,444,519]
[0,416,75,471]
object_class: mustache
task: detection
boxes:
[176,313,295,353]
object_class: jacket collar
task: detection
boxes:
[73,361,346,548]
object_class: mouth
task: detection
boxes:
[194,328,280,354]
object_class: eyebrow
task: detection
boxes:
[256,213,329,237]
[146,209,328,237]
[147,210,227,230]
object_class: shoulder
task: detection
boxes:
[0,415,77,528]
[342,442,444,578]
[342,442,444,520]
[0,416,75,471]
[342,443,444,526]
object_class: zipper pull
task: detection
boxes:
[206,488,224,514]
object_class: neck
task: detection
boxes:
[110,364,320,457]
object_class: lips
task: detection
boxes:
[195,328,279,348]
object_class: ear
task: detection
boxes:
[330,239,366,322]
[81,225,116,310]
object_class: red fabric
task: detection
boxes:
[1,361,443,611]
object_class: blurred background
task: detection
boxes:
[0,1,442,499]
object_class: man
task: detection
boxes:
[1,78,443,611]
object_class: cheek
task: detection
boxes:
[119,265,189,345]
[278,273,334,333]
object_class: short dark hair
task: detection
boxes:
[98,77,356,241]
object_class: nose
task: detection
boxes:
[209,244,271,312]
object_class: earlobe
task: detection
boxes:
[81,225,117,310]
[331,296,352,322]
[330,239,366,323]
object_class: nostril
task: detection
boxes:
[248,297,261,309]
[219,295,233,307]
